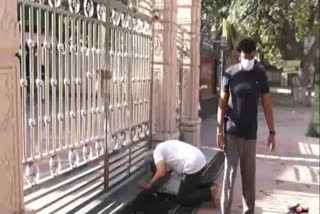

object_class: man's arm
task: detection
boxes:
[262,93,275,130]
[262,93,276,151]
[216,91,229,151]
[146,161,168,189]
[217,91,229,131]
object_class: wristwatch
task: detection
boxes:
[269,130,276,136]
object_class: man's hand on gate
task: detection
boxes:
[267,135,276,152]
[216,132,225,152]
[139,181,152,191]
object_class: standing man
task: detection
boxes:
[217,38,276,214]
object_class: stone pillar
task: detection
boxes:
[0,0,24,213]
[177,0,201,146]
[152,0,179,141]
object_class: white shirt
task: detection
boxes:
[153,140,206,175]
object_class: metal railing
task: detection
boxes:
[17,0,153,209]
[106,1,153,188]
[176,26,184,128]
[18,0,107,190]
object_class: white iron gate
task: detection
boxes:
[105,0,153,188]
[17,0,152,212]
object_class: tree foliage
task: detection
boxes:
[201,0,320,66]
[201,0,231,36]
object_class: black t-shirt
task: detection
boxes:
[222,63,270,139]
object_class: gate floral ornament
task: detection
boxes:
[69,0,81,13]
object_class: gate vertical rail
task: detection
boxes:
[104,0,112,191]
[176,26,184,130]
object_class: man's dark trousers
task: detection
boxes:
[177,168,212,206]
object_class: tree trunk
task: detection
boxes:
[276,21,302,60]
[292,35,318,105]
[301,35,318,87]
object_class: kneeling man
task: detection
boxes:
[140,140,219,206]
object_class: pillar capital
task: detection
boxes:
[0,1,19,56]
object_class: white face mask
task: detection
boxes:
[240,58,255,71]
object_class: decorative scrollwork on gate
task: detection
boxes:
[69,0,81,13]
[111,132,126,151]
[110,134,117,152]
[123,131,129,146]
[29,0,102,17]
[112,10,121,26]
[25,163,39,186]
[83,144,92,162]
[95,141,104,156]
[131,127,138,142]
[130,124,149,143]
[84,0,94,17]
[49,155,61,176]
[121,14,131,28]
[132,18,138,32]
[68,149,80,168]
[142,123,150,136]
[143,22,151,35]
[48,0,62,8]
[97,4,106,21]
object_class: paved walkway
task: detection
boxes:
[198,105,320,214]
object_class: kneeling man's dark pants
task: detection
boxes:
[177,168,212,206]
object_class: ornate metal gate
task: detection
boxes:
[17,0,152,212]
[106,0,153,188]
